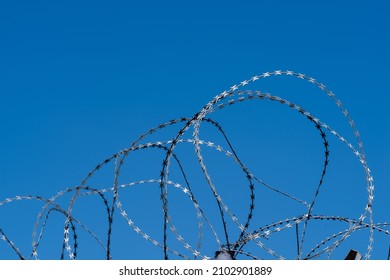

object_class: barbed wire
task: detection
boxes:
[1,70,388,260]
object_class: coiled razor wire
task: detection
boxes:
[0,70,389,260]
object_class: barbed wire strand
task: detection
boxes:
[0,70,386,260]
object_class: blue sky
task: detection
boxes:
[0,1,389,260]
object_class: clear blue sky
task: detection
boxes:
[0,1,389,260]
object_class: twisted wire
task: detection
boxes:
[0,70,387,260]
